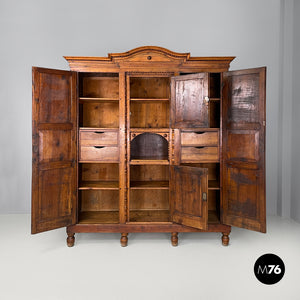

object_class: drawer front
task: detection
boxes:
[80,146,119,162]
[80,130,118,146]
[181,146,219,162]
[181,131,218,146]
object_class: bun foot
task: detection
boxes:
[120,233,128,247]
[67,232,75,247]
[222,232,229,246]
[171,232,178,246]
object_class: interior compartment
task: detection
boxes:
[79,73,119,99]
[209,101,220,128]
[79,102,119,128]
[130,133,168,161]
[129,189,170,222]
[130,77,170,99]
[79,163,119,188]
[78,163,119,224]
[130,165,169,188]
[130,101,169,128]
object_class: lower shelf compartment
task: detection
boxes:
[79,211,119,224]
[129,209,170,222]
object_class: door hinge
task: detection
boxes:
[202,192,207,201]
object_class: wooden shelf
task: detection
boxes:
[79,97,119,102]
[79,211,119,224]
[130,181,169,189]
[130,159,169,165]
[129,210,170,222]
[78,210,219,225]
[79,181,119,190]
[130,98,169,102]
[130,128,170,132]
[208,180,220,190]
[128,210,220,224]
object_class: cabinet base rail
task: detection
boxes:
[66,224,231,247]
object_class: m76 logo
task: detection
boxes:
[257,265,282,275]
[254,254,285,284]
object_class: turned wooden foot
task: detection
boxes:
[120,233,128,247]
[222,232,230,246]
[171,232,178,246]
[67,232,75,247]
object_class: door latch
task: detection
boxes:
[204,96,210,105]
[202,192,207,201]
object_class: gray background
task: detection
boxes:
[0,0,299,221]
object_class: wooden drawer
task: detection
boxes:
[181,146,219,162]
[80,146,119,162]
[181,131,218,146]
[80,129,118,146]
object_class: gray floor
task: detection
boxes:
[0,215,299,300]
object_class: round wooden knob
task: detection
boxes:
[147,56,152,60]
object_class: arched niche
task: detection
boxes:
[130,133,168,160]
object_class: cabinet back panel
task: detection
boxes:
[81,76,119,98]
[209,101,220,128]
[130,102,169,128]
[130,165,169,181]
[81,102,119,128]
[129,190,169,210]
[209,73,221,98]
[80,163,119,181]
[130,77,170,99]
[80,190,119,211]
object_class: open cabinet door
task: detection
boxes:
[32,67,77,233]
[222,67,266,232]
[170,73,209,128]
[170,166,208,230]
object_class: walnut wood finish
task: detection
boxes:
[222,68,266,233]
[31,46,267,246]
[170,166,208,230]
[32,67,77,234]
[171,73,209,128]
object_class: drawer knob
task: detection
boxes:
[147,56,152,60]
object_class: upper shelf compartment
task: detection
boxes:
[130,77,170,100]
[79,73,119,101]
[79,73,119,128]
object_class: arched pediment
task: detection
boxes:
[108,46,190,63]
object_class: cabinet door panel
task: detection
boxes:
[170,166,208,230]
[171,73,209,128]
[222,67,266,232]
[32,67,77,233]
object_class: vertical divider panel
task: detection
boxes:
[119,72,126,223]
[126,73,131,222]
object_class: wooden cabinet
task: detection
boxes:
[31,46,266,246]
